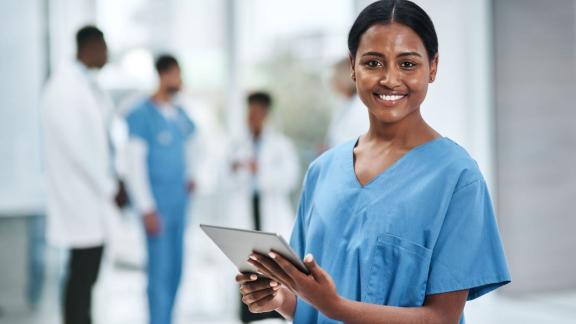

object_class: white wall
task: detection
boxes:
[0,0,46,216]
[419,0,494,186]
[494,0,576,294]
[48,0,96,69]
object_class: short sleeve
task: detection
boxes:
[178,108,196,138]
[126,108,149,141]
[426,178,511,300]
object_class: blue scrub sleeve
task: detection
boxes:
[426,179,511,300]
[126,109,149,141]
[178,109,196,138]
[186,116,196,137]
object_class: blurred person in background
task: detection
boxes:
[229,91,299,323]
[41,25,124,324]
[325,57,369,148]
[124,54,196,324]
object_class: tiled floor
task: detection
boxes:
[1,224,575,324]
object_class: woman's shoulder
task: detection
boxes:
[432,138,485,187]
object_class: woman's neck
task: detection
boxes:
[363,109,440,150]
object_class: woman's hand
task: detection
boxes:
[236,273,284,313]
[247,252,341,319]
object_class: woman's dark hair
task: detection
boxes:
[348,0,438,61]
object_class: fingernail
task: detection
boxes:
[270,281,278,287]
[272,286,281,291]
[304,254,314,263]
[249,255,258,261]
[268,252,277,259]
[250,274,257,281]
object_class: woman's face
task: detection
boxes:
[351,23,438,125]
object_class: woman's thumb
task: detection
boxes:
[304,254,323,281]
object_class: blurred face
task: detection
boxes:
[84,39,108,69]
[160,65,183,95]
[247,103,269,135]
[351,23,438,124]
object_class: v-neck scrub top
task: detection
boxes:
[289,137,511,324]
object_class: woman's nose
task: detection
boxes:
[378,68,401,88]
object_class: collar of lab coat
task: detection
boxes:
[73,60,102,85]
[73,59,89,74]
[251,124,277,143]
[70,60,111,109]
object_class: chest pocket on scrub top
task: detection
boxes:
[365,231,432,307]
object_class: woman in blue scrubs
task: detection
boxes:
[236,1,511,323]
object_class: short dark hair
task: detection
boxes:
[155,54,179,74]
[348,0,438,61]
[76,26,104,51]
[247,92,272,110]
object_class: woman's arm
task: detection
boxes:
[328,290,468,324]
[248,252,468,324]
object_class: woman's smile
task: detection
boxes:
[373,91,408,107]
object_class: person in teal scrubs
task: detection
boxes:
[236,1,510,323]
[125,55,195,324]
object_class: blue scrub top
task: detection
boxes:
[126,99,196,208]
[290,137,510,324]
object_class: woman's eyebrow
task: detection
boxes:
[361,51,385,58]
[361,51,422,58]
[397,51,422,58]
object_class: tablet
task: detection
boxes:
[200,224,309,274]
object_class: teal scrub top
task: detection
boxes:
[126,100,196,207]
[290,137,511,324]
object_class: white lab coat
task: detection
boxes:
[41,61,118,248]
[227,128,300,239]
[326,95,370,148]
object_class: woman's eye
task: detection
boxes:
[366,60,381,68]
[400,61,417,69]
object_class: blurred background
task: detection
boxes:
[1,0,575,323]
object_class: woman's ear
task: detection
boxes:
[349,54,356,81]
[429,54,439,83]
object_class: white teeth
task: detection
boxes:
[379,94,404,101]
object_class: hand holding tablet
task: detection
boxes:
[200,224,309,275]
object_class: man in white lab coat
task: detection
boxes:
[229,92,300,323]
[41,26,122,324]
[325,57,369,148]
